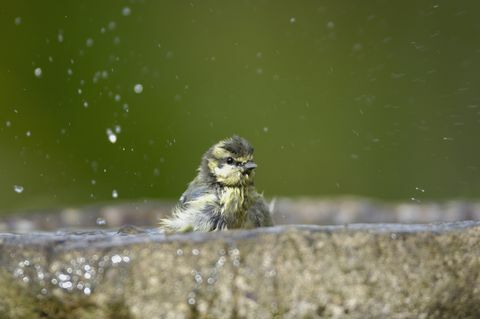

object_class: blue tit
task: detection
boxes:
[160,135,273,232]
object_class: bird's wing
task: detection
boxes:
[246,194,274,227]
[178,182,209,206]
[161,183,225,232]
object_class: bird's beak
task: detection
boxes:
[244,162,257,171]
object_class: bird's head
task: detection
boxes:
[200,136,257,187]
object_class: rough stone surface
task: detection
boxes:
[1,222,480,318]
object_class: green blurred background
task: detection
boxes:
[1,0,479,213]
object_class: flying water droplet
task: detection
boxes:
[106,129,117,143]
[34,68,42,78]
[58,30,64,43]
[13,185,24,194]
[122,7,131,16]
[134,83,143,94]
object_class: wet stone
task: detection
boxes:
[0,222,480,318]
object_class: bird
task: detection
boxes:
[160,135,273,232]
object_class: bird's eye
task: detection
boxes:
[226,157,234,165]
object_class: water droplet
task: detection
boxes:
[108,134,117,143]
[83,101,89,108]
[133,83,143,94]
[106,129,117,143]
[13,185,24,194]
[34,67,42,78]
[326,21,335,29]
[353,43,363,51]
[86,38,94,47]
[14,17,22,25]
[96,217,106,225]
[58,273,69,281]
[122,7,131,16]
[114,94,121,102]
[263,127,269,133]
[84,287,91,295]
[289,17,296,24]
[108,21,116,30]
[111,255,122,263]
[112,189,118,199]
[25,131,31,137]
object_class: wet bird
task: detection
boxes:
[160,136,273,232]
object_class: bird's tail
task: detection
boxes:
[158,218,175,232]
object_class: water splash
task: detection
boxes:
[106,129,117,144]
[34,68,42,78]
[122,7,131,16]
[13,185,24,194]
[134,83,143,94]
